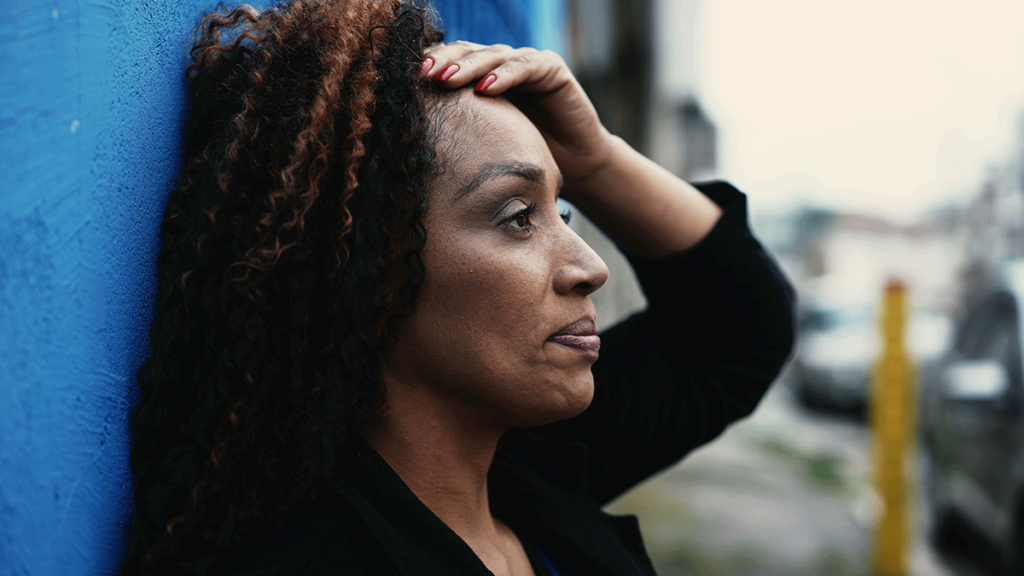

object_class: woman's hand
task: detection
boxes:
[423,42,723,257]
[421,42,614,197]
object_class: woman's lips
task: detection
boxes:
[548,318,600,355]
[548,333,601,354]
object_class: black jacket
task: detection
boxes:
[219,182,797,575]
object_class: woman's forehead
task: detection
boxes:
[437,93,555,185]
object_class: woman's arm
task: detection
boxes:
[565,134,722,257]
[548,181,796,504]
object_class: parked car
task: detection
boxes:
[923,260,1024,574]
[791,302,951,416]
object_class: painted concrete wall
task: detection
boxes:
[0,1,230,574]
[0,1,560,574]
[433,0,566,53]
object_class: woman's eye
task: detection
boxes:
[502,202,538,234]
[560,207,573,224]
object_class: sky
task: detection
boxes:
[695,0,1024,221]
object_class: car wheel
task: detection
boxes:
[930,508,967,554]
[793,376,825,411]
[922,446,961,553]
[795,382,817,409]
[1007,552,1024,576]
[1004,507,1024,576]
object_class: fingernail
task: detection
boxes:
[475,74,496,92]
[438,64,459,81]
[420,57,434,76]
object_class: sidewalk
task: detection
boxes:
[605,383,968,576]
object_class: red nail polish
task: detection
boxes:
[476,74,496,92]
[438,64,459,81]
[420,57,434,76]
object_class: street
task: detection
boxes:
[605,377,987,576]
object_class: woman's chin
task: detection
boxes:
[516,374,595,428]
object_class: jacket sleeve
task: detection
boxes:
[532,181,797,506]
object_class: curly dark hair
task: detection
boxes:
[123,1,447,573]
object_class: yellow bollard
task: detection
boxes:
[870,278,916,576]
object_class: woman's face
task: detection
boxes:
[381,93,609,431]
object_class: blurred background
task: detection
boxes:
[4,0,1024,574]
[561,1,1024,575]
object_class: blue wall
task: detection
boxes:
[0,1,227,573]
[0,1,561,574]
[434,0,566,53]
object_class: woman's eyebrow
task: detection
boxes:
[455,161,545,201]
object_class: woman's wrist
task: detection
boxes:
[561,130,622,203]
[563,135,722,258]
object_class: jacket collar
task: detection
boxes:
[332,431,655,576]
[491,430,656,576]
[332,435,492,575]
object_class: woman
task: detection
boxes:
[123,1,795,575]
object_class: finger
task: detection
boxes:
[421,40,487,78]
[429,44,529,86]
[471,50,570,96]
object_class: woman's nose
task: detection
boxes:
[553,229,609,296]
